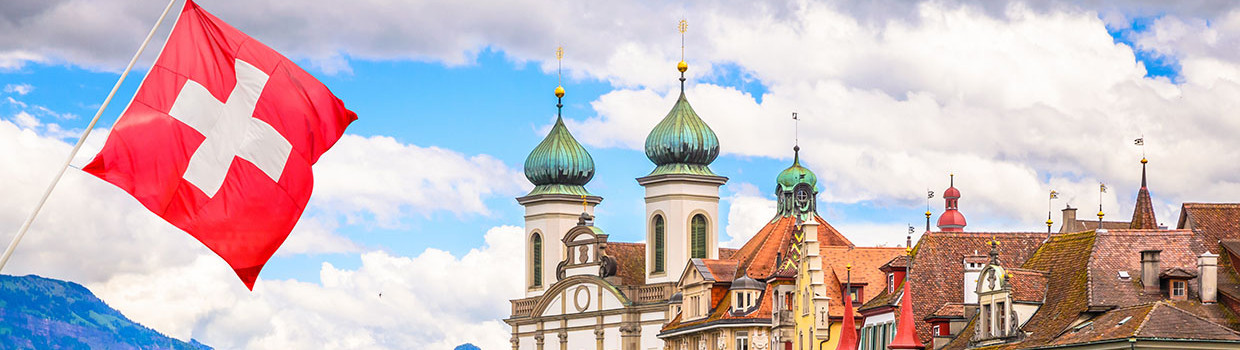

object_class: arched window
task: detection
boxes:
[691,214,707,259]
[653,215,666,273]
[532,233,542,287]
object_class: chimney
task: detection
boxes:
[1141,250,1161,293]
[1199,253,1219,303]
[1060,206,1077,233]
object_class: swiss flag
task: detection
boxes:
[83,0,357,289]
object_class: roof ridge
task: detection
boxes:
[1154,302,1240,337]
[1130,302,1160,338]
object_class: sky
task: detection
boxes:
[2,0,1240,348]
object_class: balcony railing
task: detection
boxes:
[511,297,539,318]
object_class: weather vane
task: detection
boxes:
[1134,135,1145,158]
[792,112,799,147]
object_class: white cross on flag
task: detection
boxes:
[83,0,357,289]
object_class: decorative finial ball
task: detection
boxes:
[1046,219,1054,225]
[555,85,565,98]
[846,263,852,269]
[925,211,932,217]
[1097,211,1105,218]
[678,60,688,73]
[1141,157,1148,164]
[906,247,913,255]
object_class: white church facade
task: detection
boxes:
[504,57,728,350]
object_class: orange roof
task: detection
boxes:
[1179,203,1240,253]
[821,246,907,317]
[730,215,853,280]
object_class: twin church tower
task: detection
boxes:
[519,51,726,297]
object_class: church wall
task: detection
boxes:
[517,335,536,350]
[641,323,663,350]
[522,198,598,298]
[643,179,721,285]
[567,329,594,349]
[605,327,622,350]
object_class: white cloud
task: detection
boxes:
[4,83,33,95]
[311,134,528,226]
[89,225,524,350]
[722,182,778,248]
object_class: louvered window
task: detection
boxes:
[691,215,707,258]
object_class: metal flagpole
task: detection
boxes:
[0,0,181,273]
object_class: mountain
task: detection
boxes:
[0,274,211,350]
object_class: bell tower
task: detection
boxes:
[518,47,601,297]
[640,23,727,284]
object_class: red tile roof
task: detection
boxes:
[1006,268,1048,303]
[730,215,853,280]
[606,242,647,285]
[906,231,1047,341]
[1086,229,1204,308]
[822,246,907,317]
[926,303,965,320]
[605,243,738,286]
[1179,203,1240,253]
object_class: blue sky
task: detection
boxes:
[2,0,1238,348]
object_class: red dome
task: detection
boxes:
[943,186,960,199]
[937,210,967,231]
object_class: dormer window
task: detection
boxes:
[888,273,895,293]
[1171,280,1187,299]
[848,286,863,304]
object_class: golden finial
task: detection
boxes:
[555,46,565,98]
[925,211,932,217]
[1046,219,1054,226]
[1097,210,1105,219]
[846,263,852,270]
[906,247,913,255]
[581,194,588,213]
[1141,157,1148,164]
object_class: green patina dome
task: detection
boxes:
[777,147,817,192]
[524,116,594,196]
[644,92,720,176]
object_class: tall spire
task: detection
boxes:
[1130,157,1158,229]
[888,249,925,350]
[836,264,859,350]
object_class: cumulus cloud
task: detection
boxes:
[311,134,528,226]
[89,225,524,350]
[722,182,778,248]
[563,1,1240,231]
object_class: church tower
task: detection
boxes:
[517,48,601,297]
[639,27,727,284]
[937,174,967,232]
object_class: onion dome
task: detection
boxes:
[523,86,595,196]
[644,62,720,176]
[937,174,967,232]
[777,146,818,192]
[730,275,765,291]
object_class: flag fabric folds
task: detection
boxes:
[83,0,356,289]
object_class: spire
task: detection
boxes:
[1130,157,1158,229]
[1098,182,1107,229]
[888,251,925,350]
[836,264,859,350]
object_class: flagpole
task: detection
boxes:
[0,0,181,273]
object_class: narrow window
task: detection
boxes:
[981,304,991,337]
[736,331,749,350]
[932,324,941,336]
[691,215,708,258]
[888,273,895,293]
[653,215,666,273]
[532,233,542,287]
[997,301,1007,336]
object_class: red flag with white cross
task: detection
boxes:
[83,0,357,290]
